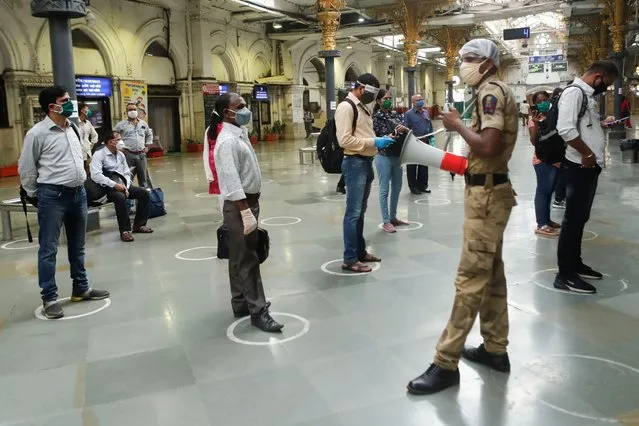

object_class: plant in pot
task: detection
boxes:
[186,138,204,152]
[249,130,258,144]
[263,125,278,142]
[272,121,286,140]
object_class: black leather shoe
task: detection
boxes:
[250,309,283,333]
[233,307,250,318]
[462,344,511,372]
[409,188,421,195]
[407,364,460,395]
[420,188,432,194]
[336,184,346,194]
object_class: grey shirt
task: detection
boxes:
[214,122,261,201]
[114,119,153,151]
[90,147,132,189]
[18,116,87,197]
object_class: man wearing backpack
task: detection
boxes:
[336,73,394,273]
[554,61,618,294]
[18,86,110,319]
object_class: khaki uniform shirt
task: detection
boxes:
[467,75,518,174]
[335,92,377,157]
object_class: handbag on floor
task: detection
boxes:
[146,172,167,218]
[216,225,269,264]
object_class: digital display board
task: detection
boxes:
[219,84,228,94]
[503,27,530,41]
[75,76,112,97]
[253,85,268,101]
[529,55,564,64]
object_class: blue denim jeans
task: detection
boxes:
[342,156,374,264]
[375,154,403,223]
[533,162,558,228]
[37,184,90,302]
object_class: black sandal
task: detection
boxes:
[341,262,372,273]
[359,252,381,263]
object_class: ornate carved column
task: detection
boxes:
[371,0,452,101]
[428,25,476,104]
[31,0,88,123]
[317,0,345,120]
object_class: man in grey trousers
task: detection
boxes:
[114,102,153,187]
[213,92,283,333]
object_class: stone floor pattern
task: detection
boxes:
[1,124,639,426]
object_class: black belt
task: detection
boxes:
[39,183,83,192]
[464,173,509,186]
[125,149,144,154]
[344,154,374,161]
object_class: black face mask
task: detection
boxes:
[592,77,608,96]
[361,91,376,104]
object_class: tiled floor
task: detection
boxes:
[1,123,639,425]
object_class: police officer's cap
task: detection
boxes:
[459,39,500,67]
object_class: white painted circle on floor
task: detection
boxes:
[322,194,346,202]
[583,230,598,241]
[414,198,452,206]
[173,178,200,183]
[34,297,111,321]
[195,192,215,198]
[153,168,176,173]
[527,354,639,423]
[263,179,274,184]
[320,259,380,276]
[260,216,302,226]
[1,239,38,250]
[226,312,310,346]
[531,268,628,295]
[283,170,309,175]
[174,246,217,261]
[377,221,423,231]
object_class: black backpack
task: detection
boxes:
[316,99,357,174]
[535,85,588,164]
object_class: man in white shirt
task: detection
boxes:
[114,103,153,187]
[214,92,283,333]
[18,86,110,319]
[555,61,618,294]
[78,102,98,164]
[90,131,153,242]
[519,100,530,127]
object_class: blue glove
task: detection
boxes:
[428,136,436,147]
[375,136,395,149]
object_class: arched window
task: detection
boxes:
[143,41,175,85]
[71,29,107,75]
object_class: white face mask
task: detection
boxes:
[116,141,125,150]
[459,60,488,87]
[127,110,138,119]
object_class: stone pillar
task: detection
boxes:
[406,67,416,100]
[31,0,87,124]
[317,2,344,121]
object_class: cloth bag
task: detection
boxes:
[146,171,167,218]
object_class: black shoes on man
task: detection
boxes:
[554,264,603,294]
[233,302,283,333]
[407,344,510,395]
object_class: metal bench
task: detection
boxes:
[1,198,108,241]
[298,146,317,165]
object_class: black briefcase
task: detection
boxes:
[216,225,269,264]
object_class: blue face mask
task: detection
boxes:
[415,100,425,108]
[229,107,252,127]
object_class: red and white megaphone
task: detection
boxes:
[399,129,467,176]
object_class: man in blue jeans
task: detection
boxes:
[18,86,110,319]
[335,73,394,273]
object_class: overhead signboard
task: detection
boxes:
[75,76,112,98]
[503,27,530,41]
[551,62,568,72]
[529,54,564,64]
[528,63,544,74]
[252,85,269,101]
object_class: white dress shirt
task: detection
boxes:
[90,146,132,189]
[214,122,261,201]
[557,77,605,167]
[203,127,214,182]
[18,116,86,197]
[78,119,98,159]
[113,119,153,151]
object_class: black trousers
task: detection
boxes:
[554,164,566,202]
[104,186,150,233]
[557,161,601,277]
[407,165,428,190]
[223,198,267,314]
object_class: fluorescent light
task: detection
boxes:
[421,47,441,53]
[273,22,282,29]
[386,54,391,58]
[358,17,365,22]
[231,0,281,15]
[346,44,353,49]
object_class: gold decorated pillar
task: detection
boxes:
[428,25,476,103]
[316,0,345,120]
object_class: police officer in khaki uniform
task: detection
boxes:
[407,39,518,395]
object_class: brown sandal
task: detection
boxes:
[359,252,381,263]
[120,231,135,242]
[535,225,559,237]
[341,261,372,273]
[133,226,154,234]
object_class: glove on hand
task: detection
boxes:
[240,208,258,235]
[374,136,395,149]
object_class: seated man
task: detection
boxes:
[90,131,153,242]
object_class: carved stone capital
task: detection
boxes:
[404,40,419,68]
[610,24,625,53]
[317,10,341,52]
[31,0,87,18]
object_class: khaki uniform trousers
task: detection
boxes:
[434,182,515,370]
